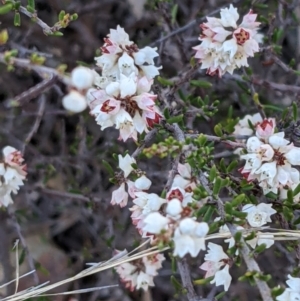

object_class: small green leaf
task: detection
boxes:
[102,160,114,176]
[14,12,21,26]
[167,115,183,124]
[209,165,217,182]
[216,292,226,300]
[0,3,13,14]
[212,177,222,196]
[51,31,64,36]
[214,124,223,137]
[71,13,78,21]
[157,76,173,86]
[170,275,182,291]
[59,10,65,21]
[254,243,267,254]
[163,107,170,119]
[203,205,215,223]
[227,160,238,173]
[27,0,35,9]
[294,183,300,197]
[225,203,232,214]
[293,102,298,121]
[171,4,178,24]
[231,210,247,219]
[231,194,245,207]
[19,248,26,265]
[190,80,212,89]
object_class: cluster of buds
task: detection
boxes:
[115,252,165,291]
[193,4,262,77]
[238,117,300,197]
[62,26,162,141]
[0,146,27,207]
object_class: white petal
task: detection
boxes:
[62,91,87,113]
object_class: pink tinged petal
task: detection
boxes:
[243,39,259,57]
[177,163,191,179]
[111,183,128,207]
[285,148,300,165]
[137,76,152,94]
[212,27,232,42]
[133,111,147,134]
[200,261,217,278]
[127,180,137,198]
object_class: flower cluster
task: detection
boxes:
[111,158,209,258]
[277,275,300,301]
[62,26,162,141]
[115,252,165,291]
[0,146,27,207]
[193,4,262,77]
[239,118,300,196]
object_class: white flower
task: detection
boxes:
[142,212,169,234]
[71,66,95,90]
[62,90,87,113]
[0,146,27,207]
[242,203,276,227]
[110,183,128,207]
[194,6,261,77]
[115,252,165,291]
[95,26,161,80]
[233,113,263,137]
[210,265,232,292]
[118,154,136,178]
[200,243,230,279]
[173,219,209,257]
[277,275,300,301]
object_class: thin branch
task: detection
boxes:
[177,258,204,301]
[227,224,273,301]
[10,74,58,106]
[19,6,60,35]
[0,53,69,84]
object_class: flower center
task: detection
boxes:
[234,29,250,45]
[273,150,286,166]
